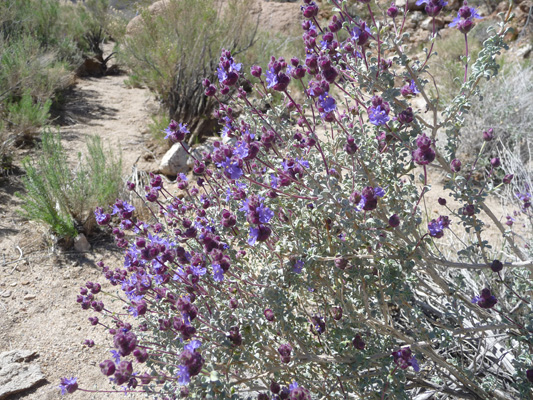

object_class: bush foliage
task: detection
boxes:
[17,130,122,241]
[61,1,533,399]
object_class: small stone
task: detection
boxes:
[10,283,17,287]
[1,291,11,298]
[517,44,532,59]
[62,285,68,288]
[159,142,190,176]
[21,281,29,286]
[74,234,91,252]
[23,294,36,300]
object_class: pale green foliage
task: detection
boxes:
[17,130,122,239]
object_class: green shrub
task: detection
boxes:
[119,0,269,142]
[7,91,51,139]
[17,129,122,241]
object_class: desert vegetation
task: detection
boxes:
[1,0,533,399]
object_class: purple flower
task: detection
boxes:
[368,105,390,126]
[270,174,278,189]
[293,259,304,273]
[177,365,191,385]
[212,264,224,282]
[450,3,482,33]
[184,340,202,352]
[392,346,420,372]
[257,203,274,224]
[217,157,243,180]
[318,92,337,113]
[59,377,78,395]
[94,207,111,225]
[428,216,450,238]
[412,133,435,165]
[248,226,271,246]
[472,288,498,309]
[164,122,189,142]
[401,80,420,97]
[351,22,371,46]
[110,350,121,364]
[416,0,448,16]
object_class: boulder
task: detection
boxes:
[159,142,190,176]
[0,350,45,399]
[76,56,105,77]
[126,0,170,36]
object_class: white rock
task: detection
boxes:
[159,142,190,176]
[73,233,91,252]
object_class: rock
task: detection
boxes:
[517,44,532,59]
[126,0,170,36]
[23,294,36,300]
[0,350,45,399]
[73,233,91,252]
[420,17,445,30]
[186,138,217,169]
[0,290,11,298]
[159,142,190,176]
[76,56,105,77]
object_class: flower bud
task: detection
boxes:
[463,204,475,216]
[490,259,503,272]
[352,334,365,350]
[490,157,501,168]
[99,360,116,376]
[483,128,494,141]
[264,308,275,322]
[387,3,399,18]
[388,214,400,228]
[503,174,514,184]
[450,158,462,172]
[270,380,281,394]
[331,306,343,320]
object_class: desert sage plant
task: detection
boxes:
[62,0,533,398]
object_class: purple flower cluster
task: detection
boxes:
[392,346,420,372]
[428,215,450,238]
[450,1,482,33]
[412,133,436,165]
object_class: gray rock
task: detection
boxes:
[0,350,45,399]
[73,233,91,252]
[186,138,217,169]
[420,17,445,30]
[159,142,190,176]
[517,44,532,59]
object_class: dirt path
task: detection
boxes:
[58,68,158,174]
[0,52,157,399]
